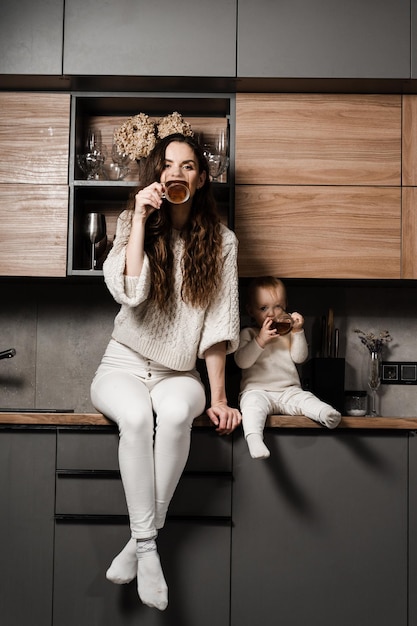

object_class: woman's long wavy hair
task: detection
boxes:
[128,133,223,309]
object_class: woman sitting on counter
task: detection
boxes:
[90,133,241,611]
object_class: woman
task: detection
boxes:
[90,133,241,611]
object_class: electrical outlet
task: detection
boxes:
[381,361,417,385]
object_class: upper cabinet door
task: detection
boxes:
[237,0,410,79]
[0,0,64,75]
[63,0,237,77]
[236,94,402,186]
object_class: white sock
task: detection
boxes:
[246,433,270,459]
[136,539,168,611]
[106,537,137,584]
[318,408,341,429]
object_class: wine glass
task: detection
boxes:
[111,142,130,167]
[86,128,103,154]
[84,213,106,270]
[77,152,105,180]
[77,128,106,180]
[203,127,229,181]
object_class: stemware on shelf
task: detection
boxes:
[77,127,106,180]
[84,212,106,270]
[203,126,230,181]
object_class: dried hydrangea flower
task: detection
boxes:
[157,112,194,139]
[113,112,157,160]
[113,111,194,162]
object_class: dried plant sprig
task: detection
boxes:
[113,111,194,161]
[354,328,392,355]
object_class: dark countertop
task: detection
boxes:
[0,412,417,429]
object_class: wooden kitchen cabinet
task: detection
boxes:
[235,93,404,278]
[0,0,64,75]
[68,93,234,275]
[235,185,401,278]
[0,93,70,277]
[231,430,408,626]
[235,94,401,187]
[63,0,236,77]
[400,95,417,279]
[237,0,410,79]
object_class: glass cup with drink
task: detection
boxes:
[269,312,293,335]
[162,180,190,204]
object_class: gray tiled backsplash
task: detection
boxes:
[1,278,416,416]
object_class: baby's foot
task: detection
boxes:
[136,539,168,611]
[319,409,341,429]
[106,537,137,584]
[246,433,270,459]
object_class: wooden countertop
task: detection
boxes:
[0,412,417,429]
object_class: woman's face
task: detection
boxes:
[160,141,206,200]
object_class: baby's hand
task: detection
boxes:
[290,312,304,332]
[256,318,278,348]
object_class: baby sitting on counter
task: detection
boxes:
[234,276,341,459]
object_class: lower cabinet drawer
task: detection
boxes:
[55,474,232,518]
[56,427,233,472]
[57,430,119,471]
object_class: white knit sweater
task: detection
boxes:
[234,327,309,393]
[103,210,240,371]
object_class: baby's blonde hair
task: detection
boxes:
[246,276,287,309]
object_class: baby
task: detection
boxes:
[234,276,341,459]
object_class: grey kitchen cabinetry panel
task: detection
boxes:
[0,0,64,75]
[54,427,232,625]
[412,0,417,78]
[56,428,232,518]
[231,430,408,626]
[63,0,236,77]
[0,430,56,626]
[53,520,231,626]
[57,427,232,473]
[409,431,417,624]
[237,0,410,79]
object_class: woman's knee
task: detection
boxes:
[117,405,154,438]
[152,377,206,428]
[156,397,198,430]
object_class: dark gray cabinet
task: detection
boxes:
[231,430,408,626]
[409,432,417,624]
[3,424,417,625]
[63,0,237,77]
[0,0,64,75]
[412,0,417,78]
[0,430,56,626]
[53,428,233,625]
[237,0,410,79]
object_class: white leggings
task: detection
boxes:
[240,386,335,438]
[90,339,206,539]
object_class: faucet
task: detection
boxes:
[0,348,16,360]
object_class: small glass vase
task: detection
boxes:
[368,350,381,416]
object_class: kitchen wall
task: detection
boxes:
[1,278,416,416]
